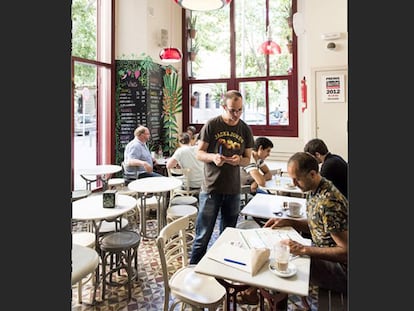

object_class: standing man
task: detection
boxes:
[189,90,254,264]
[304,138,348,198]
[123,125,162,180]
[265,152,348,294]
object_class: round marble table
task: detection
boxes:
[72,193,137,249]
[128,176,182,239]
[78,164,122,190]
[72,193,137,303]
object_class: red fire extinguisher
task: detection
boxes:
[301,76,307,113]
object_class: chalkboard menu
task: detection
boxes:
[115,60,165,167]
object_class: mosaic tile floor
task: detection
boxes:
[72,213,319,311]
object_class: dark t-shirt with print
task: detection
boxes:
[199,115,254,194]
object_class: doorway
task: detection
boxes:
[312,66,348,161]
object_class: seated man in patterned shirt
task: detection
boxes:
[265,151,348,294]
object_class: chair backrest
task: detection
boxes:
[156,215,190,288]
[240,184,252,207]
[167,167,200,197]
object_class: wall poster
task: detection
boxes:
[321,74,345,103]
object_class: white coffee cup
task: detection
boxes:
[288,202,302,217]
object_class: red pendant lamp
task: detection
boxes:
[160,1,183,63]
[174,0,232,11]
[159,48,182,63]
[259,40,281,55]
[259,26,281,55]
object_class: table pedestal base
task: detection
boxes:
[138,193,167,239]
[258,288,288,311]
[215,278,251,311]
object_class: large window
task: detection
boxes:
[71,0,114,190]
[182,0,297,137]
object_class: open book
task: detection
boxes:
[239,226,312,249]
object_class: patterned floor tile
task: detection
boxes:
[72,214,319,310]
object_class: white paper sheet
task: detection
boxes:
[239,226,312,249]
[207,242,252,273]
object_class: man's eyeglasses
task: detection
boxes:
[226,106,243,114]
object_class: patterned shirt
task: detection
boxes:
[306,177,348,248]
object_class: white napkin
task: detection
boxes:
[250,247,270,276]
[207,243,270,276]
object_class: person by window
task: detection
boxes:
[123,125,162,180]
[304,138,348,198]
[166,132,204,189]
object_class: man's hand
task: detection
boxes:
[222,154,241,166]
[143,162,153,173]
[213,153,226,167]
[263,217,291,229]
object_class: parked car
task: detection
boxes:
[74,114,96,136]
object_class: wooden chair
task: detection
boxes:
[99,230,141,301]
[71,244,99,305]
[167,168,200,207]
[240,184,252,208]
[166,204,198,247]
[156,215,226,311]
[317,288,347,311]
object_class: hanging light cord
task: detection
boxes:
[169,1,173,48]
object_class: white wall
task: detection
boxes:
[116,0,182,73]
[115,0,348,162]
[298,0,348,161]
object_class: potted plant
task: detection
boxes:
[284,4,293,28]
[189,41,200,61]
[162,66,182,156]
[190,95,197,107]
[286,36,293,54]
[188,15,197,39]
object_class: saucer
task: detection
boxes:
[284,184,296,190]
[287,212,302,218]
[269,262,297,278]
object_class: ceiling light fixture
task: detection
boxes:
[160,1,182,63]
[173,0,232,11]
[159,47,182,63]
[259,26,281,55]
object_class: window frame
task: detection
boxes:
[71,0,115,190]
[181,0,298,137]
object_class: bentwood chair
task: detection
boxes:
[167,168,200,207]
[166,167,199,246]
[156,215,226,311]
[71,243,99,305]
